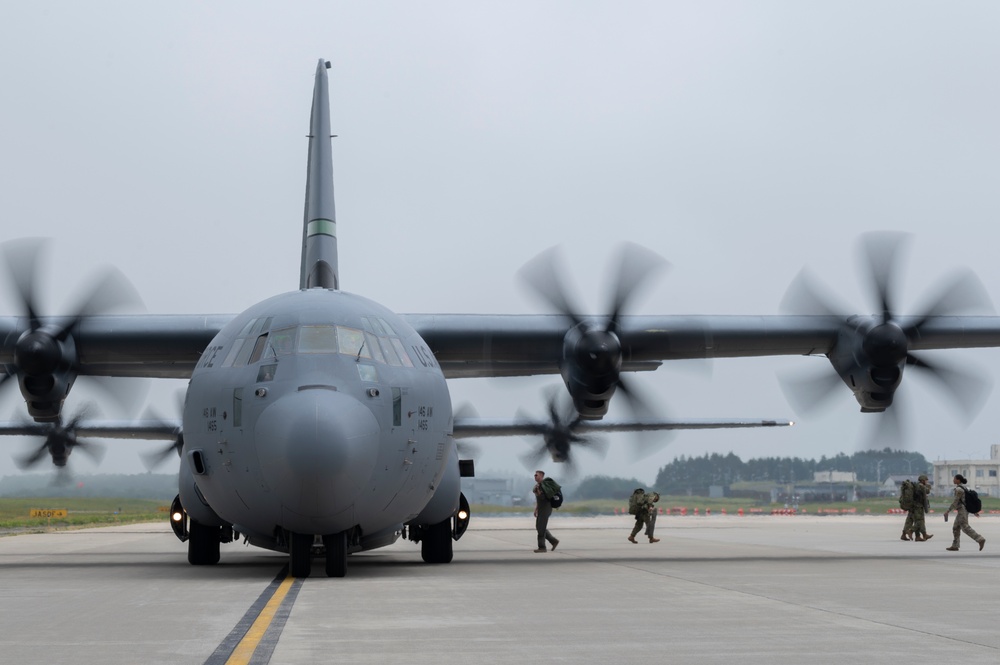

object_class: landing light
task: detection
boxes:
[457,510,469,520]
[171,511,184,522]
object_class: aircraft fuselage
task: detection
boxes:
[180,289,456,555]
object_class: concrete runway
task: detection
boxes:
[0,514,997,664]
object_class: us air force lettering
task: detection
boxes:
[4,60,1000,577]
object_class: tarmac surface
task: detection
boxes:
[0,513,997,664]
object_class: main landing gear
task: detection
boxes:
[188,519,221,566]
[420,519,454,564]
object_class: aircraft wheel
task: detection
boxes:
[289,532,313,578]
[323,532,347,578]
[420,519,453,564]
[188,519,221,566]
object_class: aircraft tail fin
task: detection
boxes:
[299,59,339,290]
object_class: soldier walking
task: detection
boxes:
[944,474,986,552]
[628,491,661,544]
[903,474,933,541]
[532,470,559,553]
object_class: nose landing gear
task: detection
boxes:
[287,529,350,578]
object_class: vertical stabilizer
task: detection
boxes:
[300,59,339,290]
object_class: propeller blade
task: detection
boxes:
[906,269,995,332]
[15,441,50,470]
[605,242,669,328]
[73,439,107,465]
[138,395,185,470]
[517,246,584,328]
[906,352,993,421]
[1,237,46,326]
[859,231,910,322]
[615,374,673,460]
[779,268,849,317]
[778,366,845,415]
[141,442,182,471]
[518,445,548,472]
[515,387,610,468]
[57,266,145,340]
[860,399,906,451]
[80,375,151,418]
[11,404,107,471]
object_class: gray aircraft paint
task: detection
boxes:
[300,59,339,290]
[184,289,453,553]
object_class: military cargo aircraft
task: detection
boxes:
[2,60,998,577]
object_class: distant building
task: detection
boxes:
[813,471,856,483]
[460,478,514,506]
[931,444,1000,498]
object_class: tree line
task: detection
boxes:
[652,448,929,494]
[572,448,930,499]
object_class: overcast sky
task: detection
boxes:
[2,3,1000,485]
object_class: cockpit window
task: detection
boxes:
[390,337,414,367]
[379,336,402,366]
[364,332,385,364]
[247,333,269,364]
[228,321,413,369]
[377,318,397,337]
[295,325,334,353]
[267,326,298,357]
[250,316,273,336]
[337,326,368,358]
[237,319,257,338]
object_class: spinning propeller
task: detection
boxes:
[15,405,106,473]
[0,238,148,421]
[779,231,994,447]
[516,387,609,478]
[518,242,669,421]
[140,391,186,470]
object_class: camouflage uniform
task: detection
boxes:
[533,480,558,551]
[903,476,932,541]
[629,492,660,543]
[946,485,984,551]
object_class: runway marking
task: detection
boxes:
[204,566,303,665]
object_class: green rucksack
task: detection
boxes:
[899,480,914,511]
[628,488,646,515]
[540,477,563,508]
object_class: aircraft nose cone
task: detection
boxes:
[255,388,379,528]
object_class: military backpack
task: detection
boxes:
[898,479,915,511]
[962,486,983,514]
[541,477,563,508]
[628,488,646,516]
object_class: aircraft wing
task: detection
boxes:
[452,417,793,438]
[0,315,232,379]
[0,416,788,442]
[4,313,1000,379]
[408,313,1000,378]
[0,420,182,441]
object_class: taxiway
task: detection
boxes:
[0,514,997,664]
